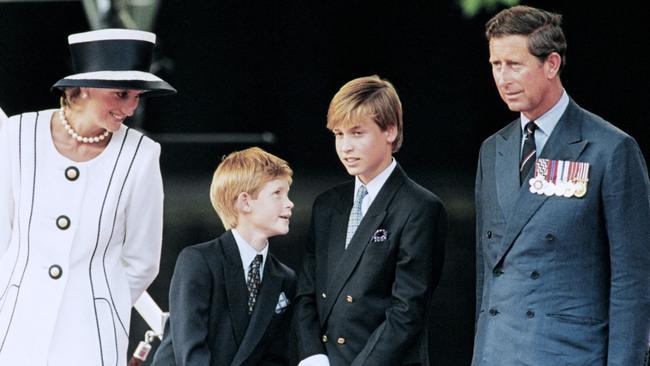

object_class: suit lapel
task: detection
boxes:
[493,101,589,268]
[495,120,522,218]
[230,256,284,366]
[327,186,353,275]
[321,166,405,323]
[221,231,250,346]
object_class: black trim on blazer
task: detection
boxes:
[93,297,119,365]
[89,128,130,366]
[0,114,24,303]
[0,113,37,353]
[103,133,144,337]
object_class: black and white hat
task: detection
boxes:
[52,28,176,97]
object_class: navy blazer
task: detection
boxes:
[294,165,447,366]
[473,100,650,365]
[152,231,296,366]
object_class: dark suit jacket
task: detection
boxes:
[294,164,447,366]
[473,100,650,365]
[151,231,296,366]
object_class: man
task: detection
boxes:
[473,5,650,365]
[294,75,447,366]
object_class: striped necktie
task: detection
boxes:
[520,121,538,185]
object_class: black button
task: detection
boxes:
[526,310,535,318]
[492,268,503,277]
[488,308,498,316]
[49,265,63,279]
[486,231,492,239]
[544,233,555,241]
[56,215,70,230]
[530,271,540,279]
[65,166,79,181]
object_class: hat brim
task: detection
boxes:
[52,71,176,97]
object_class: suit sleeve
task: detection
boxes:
[294,198,328,360]
[169,247,214,366]
[122,141,164,303]
[602,136,650,365]
[475,144,485,326]
[352,197,448,366]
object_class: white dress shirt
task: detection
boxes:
[232,228,268,282]
[354,158,397,216]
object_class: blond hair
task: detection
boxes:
[327,75,403,152]
[210,147,293,229]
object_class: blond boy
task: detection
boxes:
[153,147,296,366]
[294,76,448,366]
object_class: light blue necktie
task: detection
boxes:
[345,185,368,249]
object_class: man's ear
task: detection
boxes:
[545,52,562,79]
[236,192,252,213]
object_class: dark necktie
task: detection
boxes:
[520,121,538,185]
[246,254,263,315]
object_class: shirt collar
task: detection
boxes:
[231,229,268,279]
[520,89,569,137]
[354,158,396,202]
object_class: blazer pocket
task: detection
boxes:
[546,313,603,325]
[366,238,391,251]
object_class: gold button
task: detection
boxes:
[56,215,70,230]
[49,265,62,279]
[346,295,353,303]
[337,337,345,345]
[65,166,79,181]
[321,292,327,299]
[321,335,328,343]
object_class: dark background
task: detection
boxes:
[1,1,648,364]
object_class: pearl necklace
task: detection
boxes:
[58,108,111,144]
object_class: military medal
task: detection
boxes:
[553,160,566,196]
[543,160,556,196]
[573,161,590,198]
[529,159,547,194]
[528,158,589,198]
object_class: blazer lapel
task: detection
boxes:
[221,231,250,346]
[230,257,284,366]
[321,165,405,323]
[327,186,354,275]
[494,101,589,268]
[495,120,522,218]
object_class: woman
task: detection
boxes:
[0,29,175,366]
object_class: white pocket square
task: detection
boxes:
[275,291,290,314]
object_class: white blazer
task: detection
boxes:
[0,109,164,366]
[0,107,7,126]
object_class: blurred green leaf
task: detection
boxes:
[459,0,520,17]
